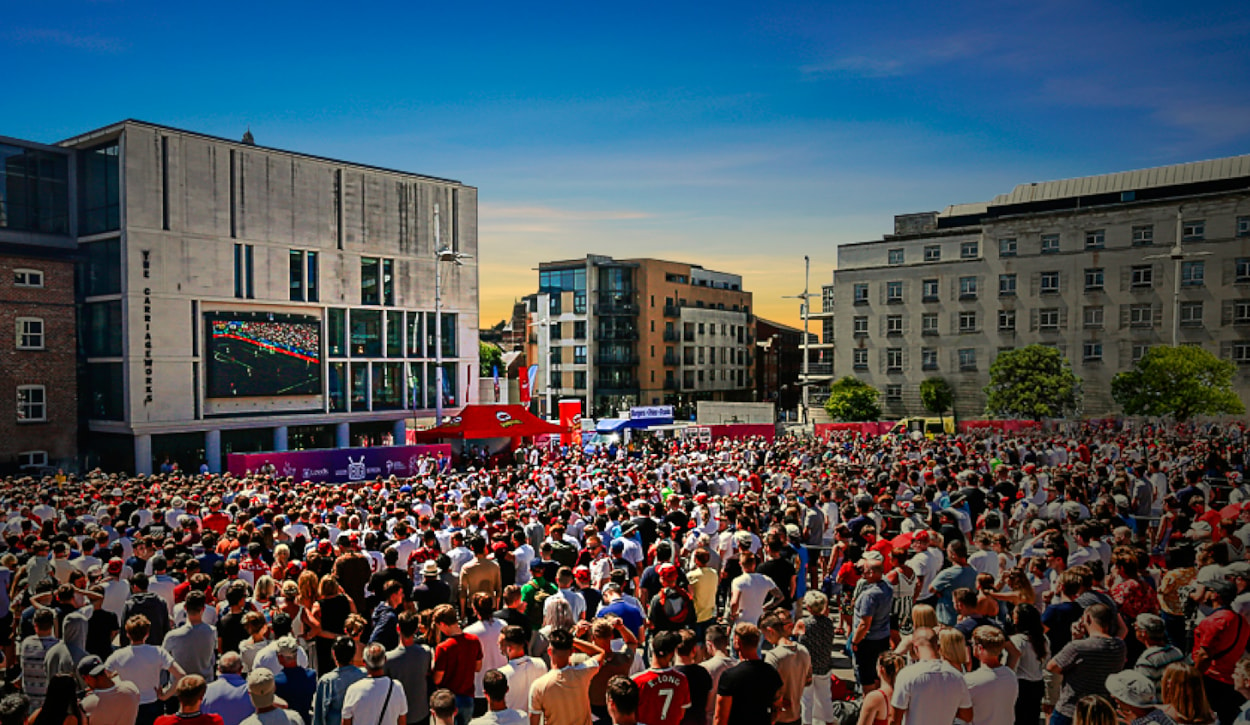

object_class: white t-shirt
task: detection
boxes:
[465,618,507,698]
[968,549,1000,580]
[105,644,177,705]
[343,676,409,725]
[731,573,777,625]
[890,659,972,725]
[964,665,1018,725]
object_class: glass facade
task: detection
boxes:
[83,300,123,357]
[79,143,120,235]
[0,144,69,234]
[327,309,347,357]
[373,362,403,409]
[386,311,403,357]
[329,362,347,412]
[81,239,122,297]
[323,308,461,411]
[351,310,382,357]
[85,362,124,420]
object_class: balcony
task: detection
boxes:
[663,304,681,317]
[595,353,639,366]
[595,329,639,341]
[662,329,679,342]
[596,295,638,316]
[595,379,639,394]
[683,331,696,342]
[663,352,679,366]
[663,379,679,390]
[801,362,835,377]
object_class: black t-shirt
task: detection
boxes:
[493,607,532,641]
[678,663,713,725]
[717,659,783,725]
[218,610,248,655]
[757,558,796,609]
[85,608,119,660]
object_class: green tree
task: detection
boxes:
[479,341,504,376]
[823,376,882,421]
[919,377,955,424]
[983,345,1081,420]
[1111,345,1245,421]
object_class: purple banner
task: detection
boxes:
[227,444,452,483]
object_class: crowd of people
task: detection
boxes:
[1,422,1250,725]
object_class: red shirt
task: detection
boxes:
[202,511,230,534]
[633,667,690,725]
[155,713,224,725]
[433,633,483,697]
[1194,608,1250,684]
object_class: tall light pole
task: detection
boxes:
[433,202,471,425]
[1146,209,1210,347]
[784,256,812,426]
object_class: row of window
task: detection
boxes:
[326,309,457,359]
[850,300,1245,335]
[12,269,44,288]
[233,248,403,307]
[885,218,1250,265]
[850,259,1250,305]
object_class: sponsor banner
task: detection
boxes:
[227,444,452,484]
[518,366,531,405]
[559,399,583,447]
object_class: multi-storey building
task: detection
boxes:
[9,120,480,474]
[831,154,1250,418]
[525,255,754,418]
[0,136,78,472]
[754,317,805,414]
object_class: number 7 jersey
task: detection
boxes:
[632,667,691,725]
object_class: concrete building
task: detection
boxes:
[525,255,754,419]
[43,120,479,473]
[0,136,78,472]
[830,154,1250,419]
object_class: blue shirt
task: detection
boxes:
[275,666,318,725]
[854,580,894,641]
[203,673,252,725]
[930,565,978,626]
[598,599,645,635]
[312,666,367,725]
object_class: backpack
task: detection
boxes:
[548,540,577,568]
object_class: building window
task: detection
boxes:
[853,316,868,336]
[1237,259,1250,283]
[233,244,254,299]
[1084,230,1105,250]
[15,318,43,350]
[1083,342,1103,361]
[1041,234,1060,254]
[998,309,1016,331]
[79,142,121,235]
[999,274,1017,296]
[923,245,941,261]
[960,241,979,259]
[853,348,868,370]
[573,321,587,339]
[959,276,977,299]
[1040,271,1060,294]
[1084,306,1104,329]
[1234,343,1250,364]
[1180,301,1203,327]
[361,257,396,305]
[922,279,939,301]
[1129,303,1153,327]
[922,313,939,335]
[17,385,45,422]
[1182,220,1205,241]
[821,285,835,312]
[853,284,869,304]
[886,348,903,371]
[959,311,977,332]
[999,238,1017,257]
[1084,268,1104,291]
[1234,301,1250,325]
[289,250,319,302]
[958,348,977,370]
[888,248,904,265]
[1238,217,1250,238]
[1131,344,1151,363]
[573,345,587,364]
[1039,308,1060,330]
[1132,225,1154,246]
[1181,261,1204,287]
[886,315,903,335]
[921,348,938,370]
[13,269,44,288]
[886,281,903,303]
[1131,265,1153,287]
[17,451,47,469]
[885,384,903,401]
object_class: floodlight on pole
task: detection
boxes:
[432,203,472,427]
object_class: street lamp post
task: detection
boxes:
[433,203,471,426]
[1145,209,1210,347]
[784,256,812,426]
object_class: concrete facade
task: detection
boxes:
[54,121,479,473]
[828,154,1250,419]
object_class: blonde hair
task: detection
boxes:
[298,570,319,603]
[318,575,340,598]
[911,603,938,630]
[1160,663,1213,725]
[274,543,290,562]
[253,575,276,602]
[803,590,829,616]
[1074,695,1117,725]
[939,628,969,671]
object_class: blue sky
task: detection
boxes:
[5,0,1250,326]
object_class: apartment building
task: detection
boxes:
[12,120,481,474]
[0,136,78,472]
[525,255,754,418]
[830,154,1250,418]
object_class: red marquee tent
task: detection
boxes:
[410,404,565,442]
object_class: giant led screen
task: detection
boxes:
[205,312,321,398]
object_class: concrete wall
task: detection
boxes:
[697,401,775,424]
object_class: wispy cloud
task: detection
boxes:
[8,27,127,53]
[801,33,992,79]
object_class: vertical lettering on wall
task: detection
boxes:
[142,250,154,405]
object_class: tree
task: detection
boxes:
[983,345,1081,420]
[1111,345,1245,422]
[823,376,881,421]
[919,377,954,424]
[479,341,504,376]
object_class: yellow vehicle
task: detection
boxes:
[890,416,955,438]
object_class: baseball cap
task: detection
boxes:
[106,558,124,575]
[1226,561,1250,579]
[784,524,802,540]
[1204,577,1237,601]
[77,655,107,678]
[573,566,591,583]
[1105,670,1156,708]
[1134,613,1166,637]
[657,563,678,579]
[247,668,278,708]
